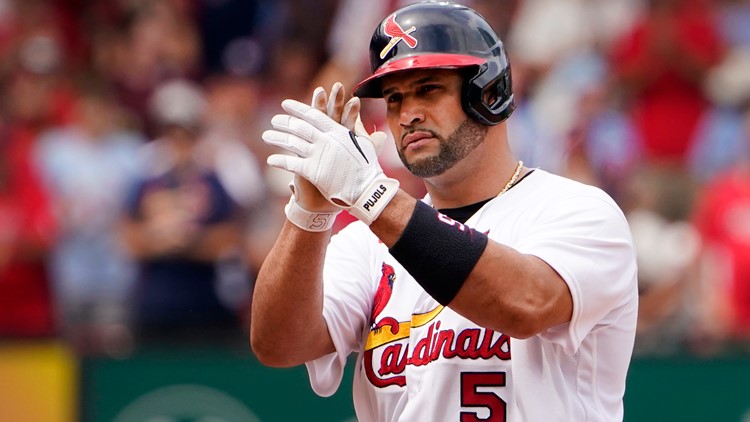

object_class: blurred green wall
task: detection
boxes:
[74,347,750,421]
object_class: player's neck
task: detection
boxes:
[423,140,519,209]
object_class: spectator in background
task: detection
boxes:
[2,31,77,133]
[687,2,750,353]
[199,75,266,214]
[34,79,145,356]
[609,0,725,167]
[91,0,204,137]
[196,75,267,308]
[0,127,57,338]
[199,75,274,278]
[506,0,642,175]
[625,165,702,356]
[687,0,750,182]
[120,79,248,346]
[0,18,75,340]
[198,0,261,75]
[562,82,641,204]
[691,98,750,353]
[0,0,87,78]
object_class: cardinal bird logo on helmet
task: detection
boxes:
[379,15,418,59]
[371,262,396,325]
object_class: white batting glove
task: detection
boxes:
[342,97,387,155]
[264,99,399,225]
[282,82,390,230]
[283,84,348,232]
[283,83,387,231]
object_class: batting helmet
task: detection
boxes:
[353,1,514,125]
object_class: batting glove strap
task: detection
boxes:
[349,176,400,225]
[284,196,340,232]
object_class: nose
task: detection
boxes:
[398,97,425,128]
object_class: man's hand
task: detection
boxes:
[275,82,392,229]
[264,99,399,225]
[288,84,349,216]
[293,83,387,207]
[285,83,361,231]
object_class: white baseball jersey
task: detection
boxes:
[305,169,638,421]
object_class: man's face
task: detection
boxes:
[381,68,488,178]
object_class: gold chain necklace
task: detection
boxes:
[427,160,524,210]
[499,160,523,196]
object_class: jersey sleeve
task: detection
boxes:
[305,222,375,397]
[514,190,638,354]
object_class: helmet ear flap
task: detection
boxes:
[462,63,515,126]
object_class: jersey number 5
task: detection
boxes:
[460,372,507,421]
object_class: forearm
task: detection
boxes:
[370,191,572,338]
[450,242,572,338]
[368,190,416,246]
[250,220,335,367]
[186,222,242,262]
[119,220,160,259]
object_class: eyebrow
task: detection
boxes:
[382,75,441,97]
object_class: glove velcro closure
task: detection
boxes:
[285,196,341,232]
[348,177,400,225]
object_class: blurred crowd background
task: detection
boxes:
[2,0,750,362]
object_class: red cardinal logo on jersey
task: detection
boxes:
[379,15,418,59]
[371,262,396,325]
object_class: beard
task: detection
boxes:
[398,118,488,178]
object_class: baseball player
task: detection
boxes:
[251,2,638,421]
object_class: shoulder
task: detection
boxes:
[521,170,623,214]
[502,170,631,238]
[524,169,611,196]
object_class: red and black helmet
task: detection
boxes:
[353,1,514,125]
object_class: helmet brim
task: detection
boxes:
[352,54,485,98]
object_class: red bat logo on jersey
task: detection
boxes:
[379,15,418,59]
[371,263,396,326]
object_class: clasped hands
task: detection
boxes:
[263,83,399,230]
